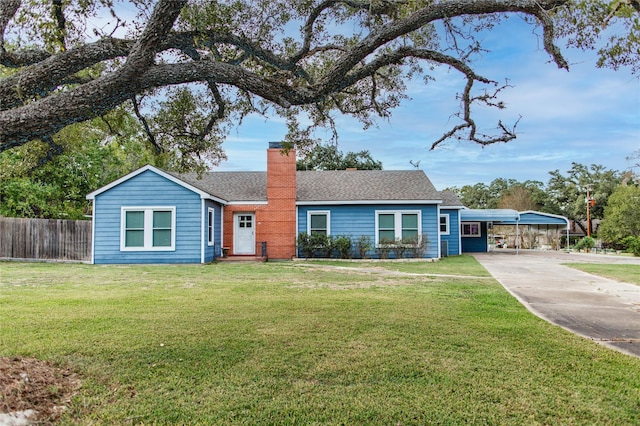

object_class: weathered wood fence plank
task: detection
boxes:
[0,217,91,261]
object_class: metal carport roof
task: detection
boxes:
[459,209,569,227]
[459,209,519,222]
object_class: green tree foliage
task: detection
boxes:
[598,184,640,243]
[554,0,640,74]
[296,144,382,171]
[0,111,166,219]
[546,163,620,234]
[447,179,547,211]
[445,183,494,210]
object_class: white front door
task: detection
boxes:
[234,213,255,254]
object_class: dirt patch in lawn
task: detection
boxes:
[0,357,80,425]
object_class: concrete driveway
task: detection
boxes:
[472,250,640,357]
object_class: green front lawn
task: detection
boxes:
[1,258,639,424]
[564,263,640,286]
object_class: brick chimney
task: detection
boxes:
[262,142,297,259]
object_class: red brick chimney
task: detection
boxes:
[262,142,297,259]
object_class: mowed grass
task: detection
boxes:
[564,263,640,286]
[1,257,640,425]
[298,255,492,276]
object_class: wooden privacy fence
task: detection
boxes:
[0,217,92,261]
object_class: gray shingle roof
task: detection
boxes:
[170,169,460,205]
[438,190,464,207]
[170,171,267,201]
[296,170,440,202]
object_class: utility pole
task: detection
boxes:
[585,184,595,237]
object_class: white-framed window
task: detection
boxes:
[375,210,421,245]
[207,207,215,246]
[307,211,330,236]
[121,207,176,251]
[461,222,481,237]
[439,214,450,235]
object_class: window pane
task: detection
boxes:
[153,211,172,228]
[379,230,395,242]
[125,230,144,247]
[402,229,418,240]
[310,214,327,230]
[379,214,394,229]
[126,211,144,229]
[153,229,172,247]
[402,214,418,229]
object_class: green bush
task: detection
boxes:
[355,235,372,259]
[333,236,352,259]
[575,236,595,252]
[297,232,333,258]
[311,233,332,257]
[297,232,314,258]
[622,236,640,257]
[377,237,395,259]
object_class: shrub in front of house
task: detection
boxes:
[332,236,352,259]
[296,232,335,258]
[376,237,395,259]
[575,236,595,252]
[355,235,373,259]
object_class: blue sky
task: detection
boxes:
[217,17,639,190]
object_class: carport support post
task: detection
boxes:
[516,221,519,255]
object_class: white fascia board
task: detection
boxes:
[296,200,443,206]
[227,201,269,205]
[86,164,228,205]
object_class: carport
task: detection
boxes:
[459,209,570,253]
[498,210,570,251]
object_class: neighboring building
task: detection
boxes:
[86,143,569,264]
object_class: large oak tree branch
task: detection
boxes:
[316,0,569,93]
[0,0,573,153]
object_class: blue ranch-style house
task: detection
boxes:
[87,143,568,264]
[86,143,467,263]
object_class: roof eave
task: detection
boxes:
[296,199,443,206]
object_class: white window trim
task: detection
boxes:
[374,210,422,246]
[461,221,481,238]
[120,206,176,251]
[307,210,331,235]
[439,214,450,236]
[207,207,215,246]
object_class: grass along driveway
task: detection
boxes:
[1,257,639,424]
[564,263,640,286]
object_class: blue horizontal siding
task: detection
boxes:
[440,209,460,256]
[203,200,223,262]
[461,222,488,253]
[93,170,204,264]
[297,204,439,258]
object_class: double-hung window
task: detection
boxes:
[461,222,481,237]
[439,214,450,235]
[307,211,330,236]
[121,207,176,251]
[375,211,421,245]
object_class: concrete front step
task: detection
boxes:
[218,255,267,262]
